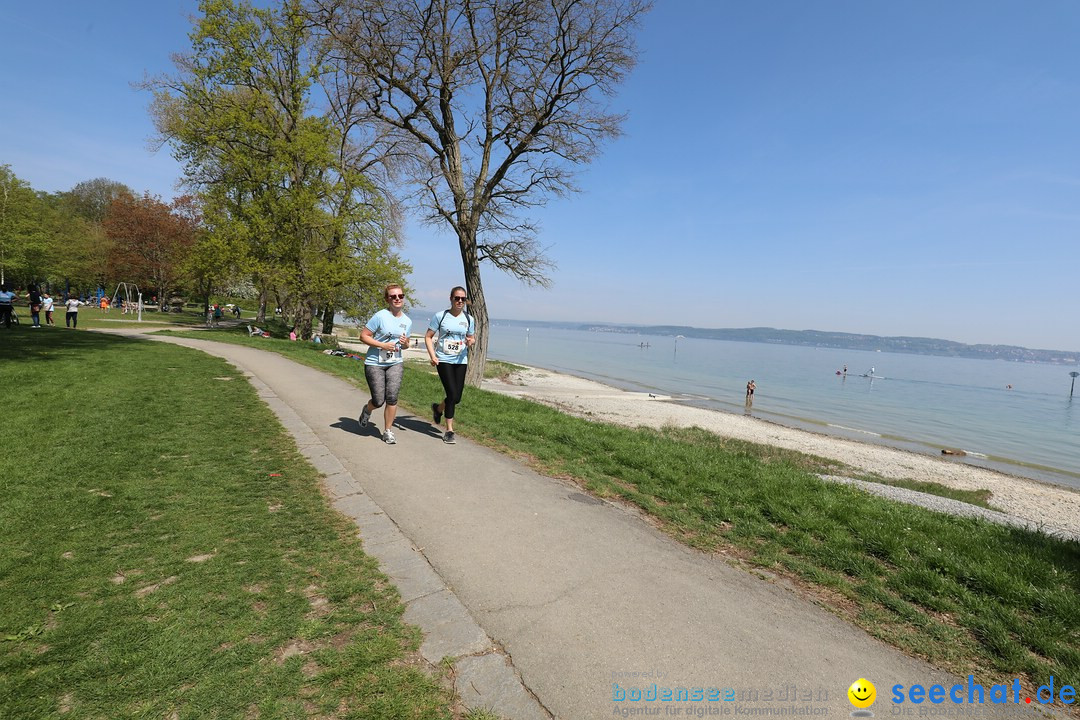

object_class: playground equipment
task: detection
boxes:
[109,282,143,321]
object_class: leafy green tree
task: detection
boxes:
[39,193,111,296]
[323,234,413,333]
[183,215,238,314]
[63,178,133,223]
[150,0,406,339]
[0,165,49,288]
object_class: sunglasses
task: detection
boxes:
[387,294,404,300]
[451,296,467,302]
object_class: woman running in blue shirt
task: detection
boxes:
[358,284,412,444]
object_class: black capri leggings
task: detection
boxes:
[437,363,468,420]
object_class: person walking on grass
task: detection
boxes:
[358,284,412,445]
[64,295,83,328]
[26,285,43,328]
[42,293,55,325]
[425,286,476,444]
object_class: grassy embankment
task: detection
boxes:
[0,325,491,719]
[158,323,1080,700]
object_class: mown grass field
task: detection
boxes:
[0,326,459,719]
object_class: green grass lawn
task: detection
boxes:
[53,305,225,330]
[18,301,266,331]
[156,328,1080,696]
[0,326,456,719]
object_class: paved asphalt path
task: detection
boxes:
[109,330,998,719]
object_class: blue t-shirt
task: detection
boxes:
[364,309,412,366]
[428,310,475,364]
[0,290,15,306]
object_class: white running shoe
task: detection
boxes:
[382,430,396,445]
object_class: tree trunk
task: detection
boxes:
[321,305,336,335]
[461,231,488,388]
[295,300,314,340]
[257,286,268,324]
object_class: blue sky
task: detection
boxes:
[3,1,1079,351]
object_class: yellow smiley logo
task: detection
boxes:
[848,678,876,709]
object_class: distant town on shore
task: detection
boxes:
[496,319,1080,365]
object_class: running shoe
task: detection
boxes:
[382,430,397,445]
[443,431,456,444]
[359,405,371,428]
[432,402,443,424]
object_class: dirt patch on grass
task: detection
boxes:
[273,639,317,664]
[134,575,178,598]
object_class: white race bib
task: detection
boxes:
[440,337,464,355]
[379,346,402,362]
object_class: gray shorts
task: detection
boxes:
[364,362,404,407]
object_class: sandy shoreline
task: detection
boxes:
[480,363,1080,539]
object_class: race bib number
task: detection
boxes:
[379,347,402,362]
[441,337,464,355]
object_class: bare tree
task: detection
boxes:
[312,0,650,384]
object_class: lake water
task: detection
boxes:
[486,323,1080,490]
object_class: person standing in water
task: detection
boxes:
[425,286,476,444]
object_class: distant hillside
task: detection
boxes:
[495,320,1080,365]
